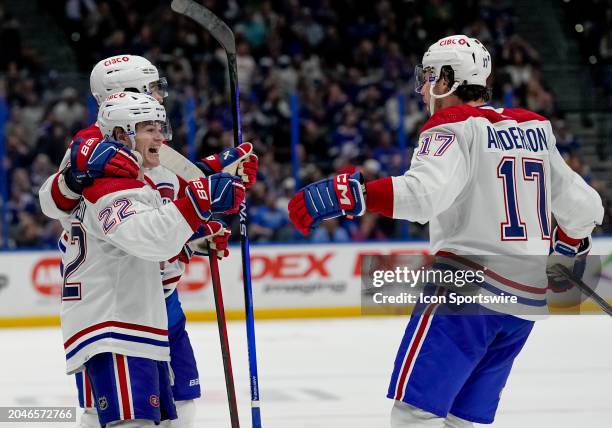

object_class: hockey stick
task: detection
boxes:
[170,1,263,427]
[159,143,240,427]
[548,263,612,316]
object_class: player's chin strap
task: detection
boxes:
[429,81,460,114]
[127,132,137,150]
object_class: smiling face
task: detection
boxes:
[134,121,164,168]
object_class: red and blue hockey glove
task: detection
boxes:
[185,173,245,222]
[188,221,231,259]
[171,221,231,262]
[70,138,140,184]
[547,226,591,293]
[288,172,366,235]
[196,142,258,188]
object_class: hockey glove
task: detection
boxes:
[547,226,591,293]
[70,138,140,183]
[171,221,231,262]
[288,172,366,236]
[196,142,258,188]
[185,173,245,222]
[188,221,231,259]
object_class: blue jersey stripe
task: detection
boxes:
[66,332,169,360]
[478,279,547,307]
[431,262,547,307]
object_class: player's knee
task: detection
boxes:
[390,400,444,427]
[106,420,155,427]
[173,399,196,428]
[443,413,474,428]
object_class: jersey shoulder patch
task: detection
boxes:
[83,178,145,203]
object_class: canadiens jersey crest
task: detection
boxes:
[156,182,175,204]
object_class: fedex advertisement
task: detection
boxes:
[0,239,611,323]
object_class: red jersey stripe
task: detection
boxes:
[64,320,168,349]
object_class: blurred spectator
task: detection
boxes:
[552,119,580,156]
[36,115,71,166]
[236,40,257,95]
[371,130,401,174]
[525,78,554,116]
[52,87,86,132]
[292,7,325,48]
[567,153,594,186]
[249,192,291,242]
[236,9,268,49]
[311,218,350,243]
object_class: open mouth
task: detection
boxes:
[148,147,160,154]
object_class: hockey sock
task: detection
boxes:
[173,399,196,428]
[391,400,445,427]
[444,414,474,428]
[77,408,100,428]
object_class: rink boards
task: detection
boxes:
[1,239,611,327]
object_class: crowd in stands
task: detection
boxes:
[561,0,612,100]
[0,0,610,248]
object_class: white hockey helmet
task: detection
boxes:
[97,92,172,148]
[415,35,491,110]
[90,55,168,104]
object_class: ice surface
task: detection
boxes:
[0,316,610,427]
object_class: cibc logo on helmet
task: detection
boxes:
[440,38,467,46]
[106,92,127,101]
[103,56,130,66]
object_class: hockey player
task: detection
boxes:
[40,92,245,428]
[288,35,603,427]
[41,55,258,427]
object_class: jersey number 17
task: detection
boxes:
[498,156,550,241]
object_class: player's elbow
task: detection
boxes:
[585,186,604,226]
[142,238,187,261]
[555,184,604,238]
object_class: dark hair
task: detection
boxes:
[440,65,491,102]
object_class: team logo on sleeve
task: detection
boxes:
[156,183,175,204]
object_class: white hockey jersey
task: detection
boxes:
[41,146,188,297]
[382,104,604,315]
[39,174,198,374]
